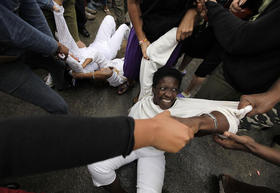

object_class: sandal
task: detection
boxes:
[103,8,111,15]
[132,93,140,104]
[117,80,134,95]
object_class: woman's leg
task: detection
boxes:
[107,24,129,59]
[122,28,142,81]
[137,155,166,193]
[88,152,137,188]
[89,15,116,47]
[117,28,142,94]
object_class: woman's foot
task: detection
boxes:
[117,80,134,95]
[103,7,111,15]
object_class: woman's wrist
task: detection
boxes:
[139,38,148,46]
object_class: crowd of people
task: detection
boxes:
[0,0,280,193]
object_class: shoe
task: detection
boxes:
[85,6,97,14]
[90,0,103,8]
[85,12,96,20]
[177,92,191,98]
[79,27,90,37]
[103,8,111,15]
[44,73,55,88]
[87,2,97,11]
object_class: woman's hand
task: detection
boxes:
[214,131,255,151]
[176,8,198,41]
[229,0,247,13]
[140,40,151,60]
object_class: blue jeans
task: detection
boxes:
[0,55,68,114]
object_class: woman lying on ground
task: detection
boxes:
[47,1,130,87]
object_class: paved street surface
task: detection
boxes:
[0,11,279,193]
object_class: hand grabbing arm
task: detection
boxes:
[134,111,194,153]
[238,79,280,116]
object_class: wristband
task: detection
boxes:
[139,38,148,46]
[204,113,218,130]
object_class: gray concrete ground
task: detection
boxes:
[0,10,280,193]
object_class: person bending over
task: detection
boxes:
[0,0,69,114]
[87,28,252,193]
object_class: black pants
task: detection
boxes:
[75,0,87,30]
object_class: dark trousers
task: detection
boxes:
[0,53,68,114]
[75,0,87,30]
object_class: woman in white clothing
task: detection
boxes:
[50,1,130,87]
[87,28,252,193]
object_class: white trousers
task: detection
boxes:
[88,15,129,60]
[88,150,166,193]
[54,7,129,86]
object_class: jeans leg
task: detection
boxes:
[25,52,66,90]
[11,68,68,114]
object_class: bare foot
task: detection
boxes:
[76,40,86,48]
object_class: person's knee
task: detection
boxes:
[46,95,68,114]
[104,15,116,27]
[51,100,68,114]
[119,24,129,32]
[87,163,116,187]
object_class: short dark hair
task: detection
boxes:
[152,67,183,88]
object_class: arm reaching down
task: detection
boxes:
[214,132,280,166]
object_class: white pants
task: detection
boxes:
[88,149,166,193]
[54,10,129,86]
[88,15,129,60]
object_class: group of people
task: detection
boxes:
[0,0,280,193]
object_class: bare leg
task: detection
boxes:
[178,54,192,71]
[182,75,206,97]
